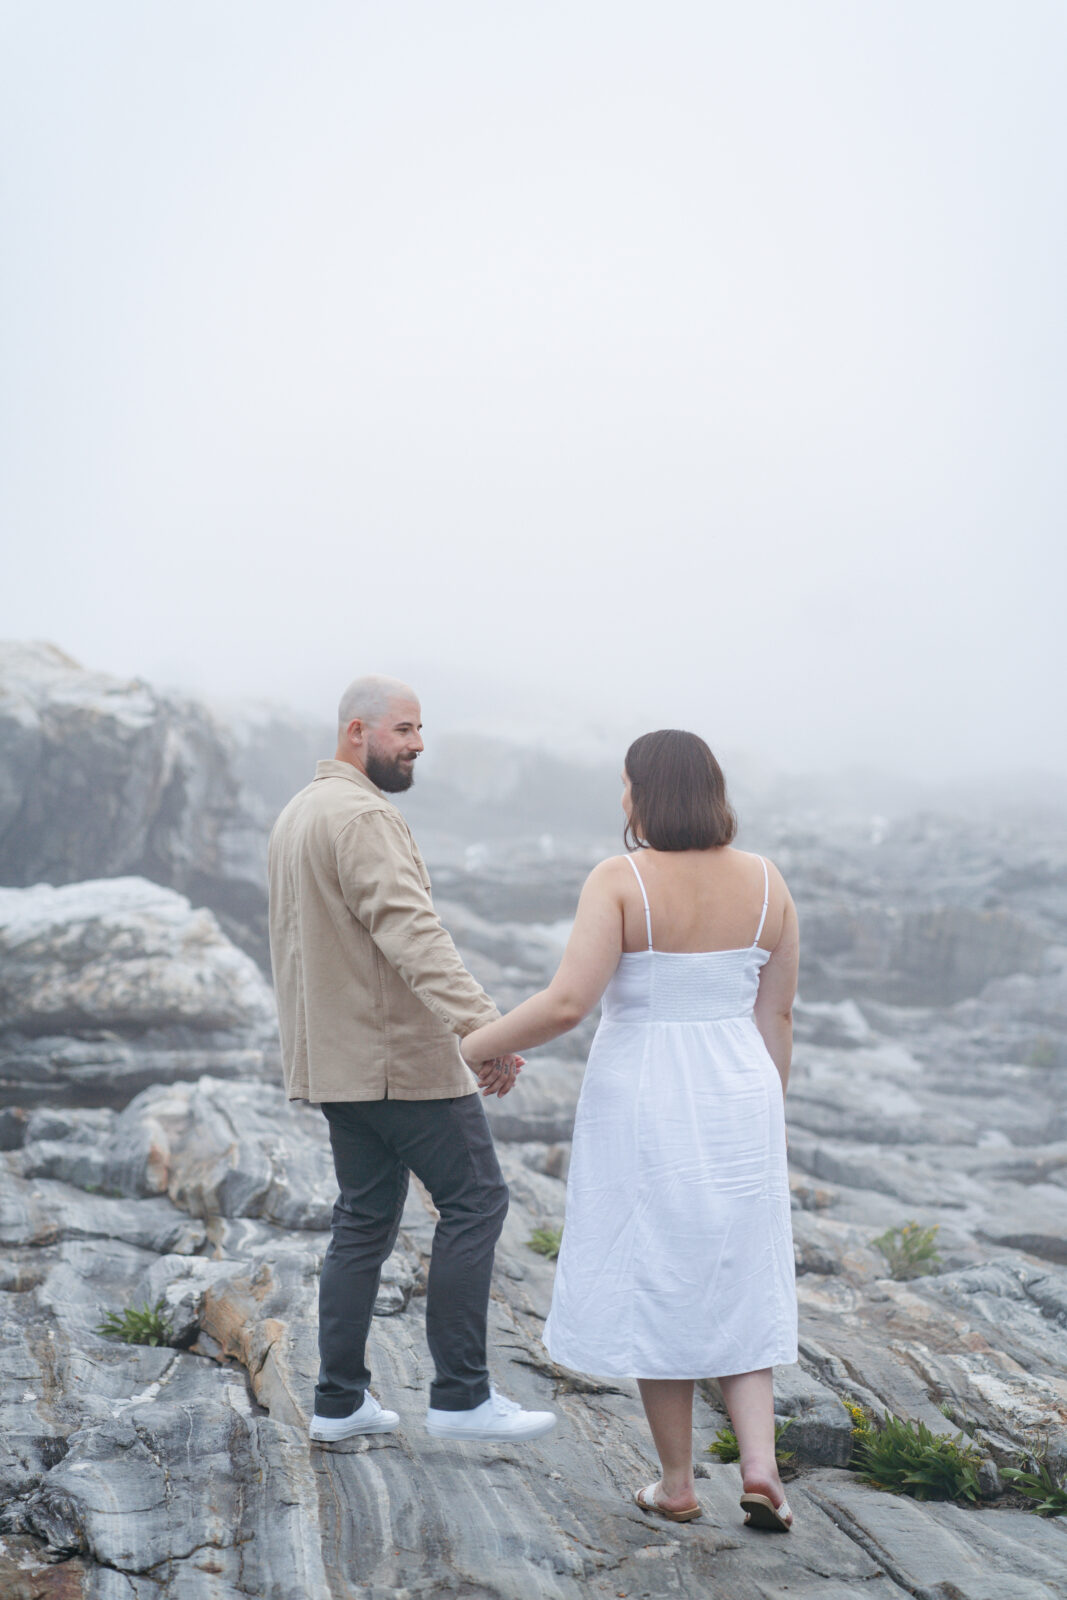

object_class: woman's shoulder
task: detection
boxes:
[586,853,639,879]
[727,846,790,892]
[582,854,642,891]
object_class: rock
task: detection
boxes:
[14,1077,336,1229]
[804,1469,1067,1599]
[802,905,1050,1007]
[24,1381,330,1598]
[771,1365,856,1466]
[0,1106,27,1149]
[0,1168,205,1255]
[0,879,278,1108]
[794,998,872,1048]
[3,1073,1067,1599]
[0,879,275,1037]
[0,641,270,968]
[0,1032,275,1110]
[483,1055,584,1143]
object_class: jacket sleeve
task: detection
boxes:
[333,809,501,1036]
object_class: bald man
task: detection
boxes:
[268,676,556,1446]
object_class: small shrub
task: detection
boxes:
[871,1221,942,1281]
[707,1420,793,1464]
[95,1297,173,1347]
[853,1411,981,1502]
[1002,1455,1067,1517]
[527,1226,563,1261]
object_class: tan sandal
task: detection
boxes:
[740,1492,793,1531]
[634,1483,702,1523]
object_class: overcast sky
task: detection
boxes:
[2,1,1064,778]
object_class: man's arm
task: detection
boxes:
[334,809,500,1037]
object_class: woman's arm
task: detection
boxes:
[461,859,625,1063]
[752,886,799,1093]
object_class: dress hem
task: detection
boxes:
[542,1343,799,1382]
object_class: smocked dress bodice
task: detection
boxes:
[600,944,771,1025]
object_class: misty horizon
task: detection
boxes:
[2,3,1064,783]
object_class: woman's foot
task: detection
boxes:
[739,1473,792,1531]
[634,1481,702,1523]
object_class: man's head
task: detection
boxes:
[335,675,423,792]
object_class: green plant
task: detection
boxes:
[707,1420,793,1464]
[843,1397,872,1437]
[852,1412,981,1502]
[527,1226,563,1261]
[95,1297,173,1347]
[871,1221,942,1281]
[1002,1456,1067,1517]
[1027,1036,1058,1070]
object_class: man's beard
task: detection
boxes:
[365,747,416,793]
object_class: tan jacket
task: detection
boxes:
[267,760,500,1102]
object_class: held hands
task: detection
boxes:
[473,1054,525,1097]
[461,1029,525,1097]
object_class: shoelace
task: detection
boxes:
[489,1388,523,1415]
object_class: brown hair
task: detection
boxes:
[624,729,737,852]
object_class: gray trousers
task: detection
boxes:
[315,1093,510,1417]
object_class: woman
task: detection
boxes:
[461,729,799,1530]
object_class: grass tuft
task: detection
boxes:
[707,1420,793,1464]
[852,1411,981,1502]
[1002,1455,1067,1517]
[95,1297,173,1347]
[527,1226,564,1261]
[870,1221,942,1280]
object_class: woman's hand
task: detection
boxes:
[462,1029,525,1095]
[475,1054,525,1097]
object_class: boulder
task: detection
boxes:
[0,642,269,967]
[0,879,275,1037]
[0,878,278,1107]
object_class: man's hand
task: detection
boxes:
[474,1054,525,1098]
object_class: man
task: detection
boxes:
[268,674,556,1445]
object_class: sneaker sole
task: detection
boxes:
[425,1416,558,1443]
[309,1417,400,1441]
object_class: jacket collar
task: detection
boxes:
[313,758,384,798]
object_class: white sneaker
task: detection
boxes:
[426,1386,557,1442]
[309,1391,400,1441]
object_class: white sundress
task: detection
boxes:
[543,853,797,1380]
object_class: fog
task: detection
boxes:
[2,1,1064,781]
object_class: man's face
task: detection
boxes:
[364,697,424,792]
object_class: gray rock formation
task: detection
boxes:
[1,1023,1066,1598]
[0,643,270,967]
[0,878,278,1108]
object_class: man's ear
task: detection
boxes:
[345,718,365,746]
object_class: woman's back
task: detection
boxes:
[604,848,773,1027]
[618,846,783,955]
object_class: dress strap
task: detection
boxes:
[625,854,654,951]
[753,856,770,946]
